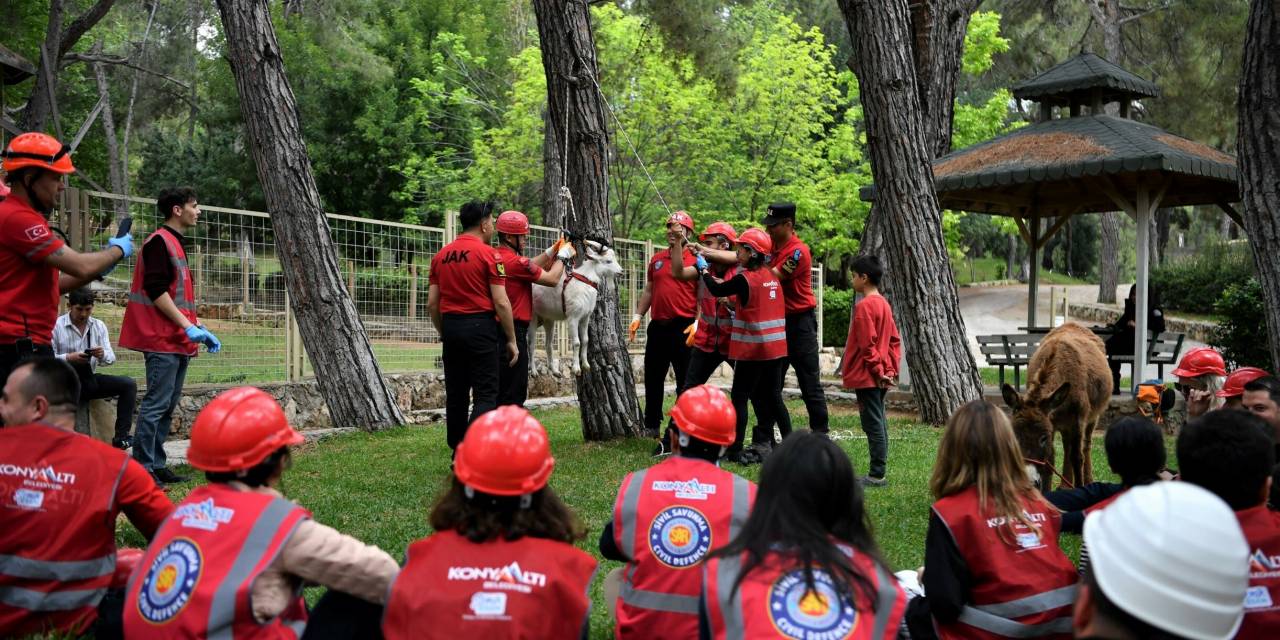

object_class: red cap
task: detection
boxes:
[1217,366,1270,398]
[496,210,530,235]
[669,385,737,446]
[699,221,737,244]
[454,406,555,496]
[667,210,695,234]
[1171,347,1227,379]
[2,132,75,174]
[737,228,772,256]
[187,387,304,472]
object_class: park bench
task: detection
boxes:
[977,333,1043,390]
[1108,331,1186,382]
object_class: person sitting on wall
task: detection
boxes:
[52,288,138,449]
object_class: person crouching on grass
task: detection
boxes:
[838,255,899,487]
[905,400,1078,640]
[382,406,597,640]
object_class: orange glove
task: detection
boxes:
[544,236,565,258]
[628,315,642,342]
[683,320,698,347]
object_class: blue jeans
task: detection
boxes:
[132,352,189,471]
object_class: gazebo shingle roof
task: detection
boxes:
[1011,53,1160,105]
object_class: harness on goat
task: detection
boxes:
[559,270,598,315]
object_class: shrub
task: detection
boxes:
[823,287,853,348]
[1150,242,1255,314]
[1212,278,1272,369]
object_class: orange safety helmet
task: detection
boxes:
[666,210,695,234]
[699,221,738,244]
[1217,366,1271,398]
[668,384,737,446]
[737,227,772,256]
[496,210,530,235]
[1171,347,1227,379]
[187,387,304,472]
[454,406,554,496]
[2,132,76,174]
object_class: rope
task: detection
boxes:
[586,72,671,216]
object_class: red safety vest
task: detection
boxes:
[383,529,596,640]
[611,456,756,639]
[729,269,787,361]
[694,266,737,356]
[0,424,135,637]
[123,484,310,639]
[119,227,199,356]
[932,487,1078,640]
[1237,504,1280,639]
[702,544,906,640]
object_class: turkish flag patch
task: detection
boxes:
[25,225,49,241]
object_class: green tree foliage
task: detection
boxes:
[1213,278,1271,369]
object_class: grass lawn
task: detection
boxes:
[978,366,1129,391]
[119,399,1169,638]
[952,256,1089,286]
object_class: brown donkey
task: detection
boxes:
[1001,323,1113,491]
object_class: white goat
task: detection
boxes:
[531,240,624,376]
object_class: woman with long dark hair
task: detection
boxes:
[699,431,906,639]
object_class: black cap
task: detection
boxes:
[761,202,796,226]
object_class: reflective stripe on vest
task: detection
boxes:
[617,469,647,561]
[0,553,115,581]
[619,580,700,614]
[956,585,1078,637]
[207,498,301,639]
[0,585,106,612]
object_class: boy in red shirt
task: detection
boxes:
[839,255,900,486]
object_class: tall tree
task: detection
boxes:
[838,0,983,424]
[20,0,118,132]
[1238,0,1280,370]
[531,0,644,440]
[214,0,405,430]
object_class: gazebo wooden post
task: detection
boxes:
[1134,181,1150,392]
[1028,214,1042,329]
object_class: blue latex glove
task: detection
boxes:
[108,234,134,259]
[695,255,708,273]
[792,248,802,262]
[185,325,221,353]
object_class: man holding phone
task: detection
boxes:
[52,288,137,449]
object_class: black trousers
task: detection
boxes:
[729,358,789,453]
[0,343,54,398]
[498,322,530,407]
[684,348,729,389]
[782,309,828,432]
[441,313,500,450]
[302,590,384,640]
[856,387,889,478]
[1105,330,1135,392]
[80,372,138,438]
[644,317,694,435]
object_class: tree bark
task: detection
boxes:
[839,0,983,425]
[1086,0,1126,304]
[214,0,405,430]
[532,0,644,440]
[1238,0,1280,371]
[89,40,127,218]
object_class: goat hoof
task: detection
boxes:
[581,362,592,373]
[572,365,582,376]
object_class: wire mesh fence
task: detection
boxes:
[53,189,821,387]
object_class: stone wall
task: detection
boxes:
[1067,302,1217,343]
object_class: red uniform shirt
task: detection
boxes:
[0,423,174,637]
[840,294,901,390]
[770,234,816,315]
[0,197,66,345]
[497,246,543,324]
[429,234,505,315]
[648,248,697,322]
[1237,504,1280,639]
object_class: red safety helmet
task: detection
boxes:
[1217,366,1271,398]
[737,227,772,256]
[496,210,530,235]
[699,221,738,244]
[111,548,145,589]
[667,210,695,234]
[668,385,737,446]
[187,387,304,472]
[454,406,554,496]
[1171,347,1227,379]
[2,132,75,174]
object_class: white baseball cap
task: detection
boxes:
[1084,482,1249,640]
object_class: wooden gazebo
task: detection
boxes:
[865,53,1240,385]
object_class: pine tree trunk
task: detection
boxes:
[1238,0,1280,370]
[839,0,983,424]
[532,0,643,440]
[213,0,404,430]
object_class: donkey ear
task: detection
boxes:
[1046,382,1073,412]
[1001,384,1022,410]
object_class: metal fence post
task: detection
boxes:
[816,265,824,349]
[445,211,457,242]
[408,262,418,320]
[284,287,295,382]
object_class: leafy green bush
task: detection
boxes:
[1212,278,1272,369]
[1150,243,1255,314]
[823,287,853,348]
